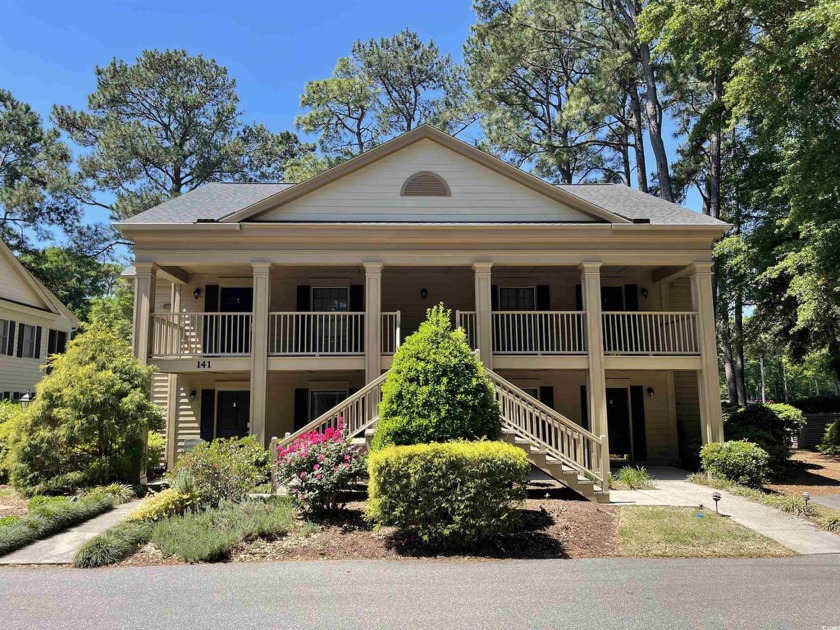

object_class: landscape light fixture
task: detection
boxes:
[803,492,811,514]
[712,491,721,514]
[20,390,32,410]
[193,288,201,300]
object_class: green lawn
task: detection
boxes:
[618,506,795,558]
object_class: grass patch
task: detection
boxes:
[150,498,300,564]
[688,472,840,535]
[74,521,153,568]
[618,506,794,558]
[610,466,656,490]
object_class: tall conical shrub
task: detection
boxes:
[371,305,500,451]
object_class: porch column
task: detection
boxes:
[364,262,383,383]
[132,263,157,485]
[690,262,724,443]
[166,284,181,468]
[580,262,607,437]
[132,263,157,364]
[249,262,271,446]
[473,262,493,370]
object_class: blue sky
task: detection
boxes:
[1,0,700,229]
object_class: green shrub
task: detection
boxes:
[700,440,771,487]
[73,521,153,568]
[146,431,166,474]
[367,441,530,544]
[7,323,163,493]
[27,495,68,511]
[0,401,23,483]
[0,515,20,528]
[724,403,805,470]
[818,419,840,455]
[172,436,267,506]
[371,305,501,451]
[0,493,114,556]
[127,488,199,522]
[611,466,655,490]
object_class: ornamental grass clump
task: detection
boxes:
[275,424,367,513]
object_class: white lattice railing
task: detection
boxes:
[602,311,699,355]
[381,311,401,354]
[492,311,587,354]
[151,312,252,358]
[455,310,477,349]
[268,312,364,356]
[485,369,608,489]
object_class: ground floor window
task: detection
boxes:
[310,389,348,420]
[18,324,38,358]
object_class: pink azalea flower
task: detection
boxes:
[316,474,322,480]
[313,464,320,471]
[300,471,307,479]
[317,454,325,462]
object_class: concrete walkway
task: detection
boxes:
[0,501,137,565]
[610,467,840,555]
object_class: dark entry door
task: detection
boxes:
[606,387,632,462]
[219,288,253,355]
[216,391,250,438]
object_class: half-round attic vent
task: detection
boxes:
[401,171,450,197]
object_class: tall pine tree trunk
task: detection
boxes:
[628,84,648,193]
[637,40,673,201]
[734,292,748,405]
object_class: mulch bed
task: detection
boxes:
[766,450,840,497]
[0,485,27,518]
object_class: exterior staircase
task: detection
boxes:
[273,368,610,503]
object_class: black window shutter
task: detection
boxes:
[624,285,639,312]
[57,331,67,353]
[296,285,311,312]
[294,388,309,430]
[575,285,583,310]
[536,285,551,310]
[491,285,498,311]
[204,285,220,312]
[48,329,57,355]
[539,385,555,409]
[16,326,25,357]
[33,326,42,359]
[6,321,15,356]
[580,385,589,431]
[630,386,648,462]
[200,389,216,441]
[349,285,364,311]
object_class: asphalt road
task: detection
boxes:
[2,556,840,629]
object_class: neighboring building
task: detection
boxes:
[0,239,79,399]
[117,125,729,499]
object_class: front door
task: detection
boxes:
[606,387,632,463]
[216,390,250,439]
[219,287,253,355]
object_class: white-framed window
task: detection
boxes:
[0,320,10,355]
[19,324,37,358]
[312,287,349,313]
[310,389,348,421]
[499,286,536,311]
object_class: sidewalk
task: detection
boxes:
[0,501,137,565]
[610,467,840,555]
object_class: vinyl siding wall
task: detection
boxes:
[0,306,72,396]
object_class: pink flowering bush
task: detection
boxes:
[275,424,367,513]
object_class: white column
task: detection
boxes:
[249,262,271,446]
[132,263,157,485]
[690,262,724,443]
[473,262,493,370]
[364,262,383,383]
[580,262,607,437]
[166,283,181,469]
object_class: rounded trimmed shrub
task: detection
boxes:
[700,440,771,487]
[127,488,199,522]
[819,419,840,456]
[724,403,805,470]
[371,305,501,451]
[367,441,530,544]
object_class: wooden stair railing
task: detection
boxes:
[485,369,609,490]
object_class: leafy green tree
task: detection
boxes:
[371,305,501,451]
[88,279,134,340]
[8,322,163,493]
[53,49,314,221]
[0,89,79,251]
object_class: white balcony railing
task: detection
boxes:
[492,311,587,355]
[602,311,699,355]
[151,312,252,358]
[268,312,364,356]
[455,310,477,349]
[381,311,401,354]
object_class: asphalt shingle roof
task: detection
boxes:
[120,181,727,227]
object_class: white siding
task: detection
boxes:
[0,256,51,308]
[0,306,70,396]
[257,139,596,223]
[666,277,693,311]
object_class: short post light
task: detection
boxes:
[803,492,811,515]
[712,491,722,514]
[20,390,32,410]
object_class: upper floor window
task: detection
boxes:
[312,287,349,312]
[48,329,68,355]
[499,287,536,311]
[0,320,11,356]
[400,172,450,197]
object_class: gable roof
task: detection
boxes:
[0,239,80,325]
[116,125,729,229]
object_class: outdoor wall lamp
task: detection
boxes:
[189,390,197,403]
[193,288,201,300]
[641,287,649,299]
[647,387,655,399]
[420,287,428,299]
